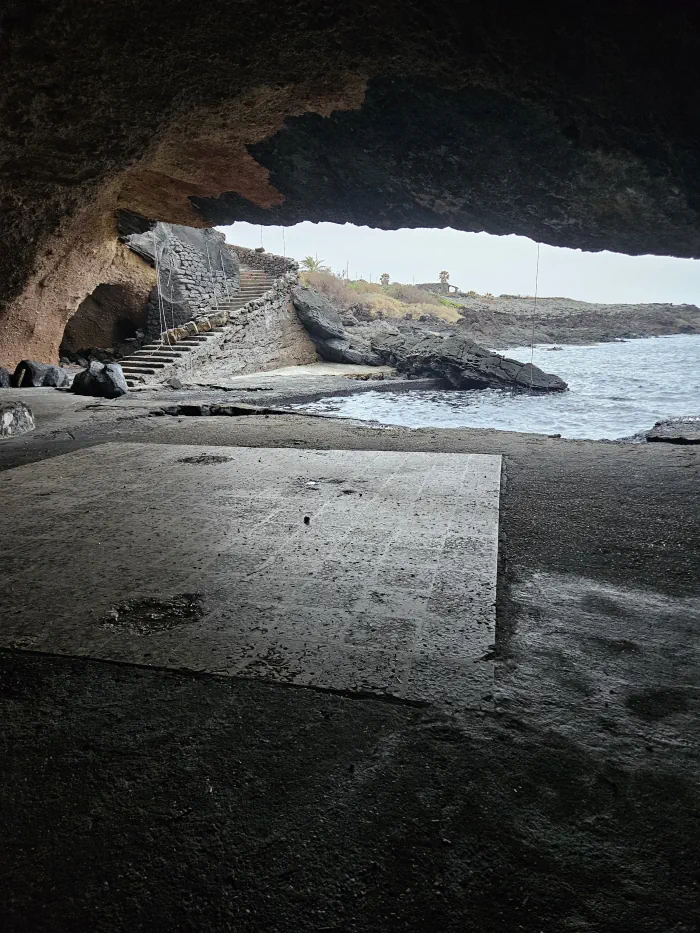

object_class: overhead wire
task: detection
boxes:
[529,242,541,388]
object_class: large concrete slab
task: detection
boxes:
[0,443,500,708]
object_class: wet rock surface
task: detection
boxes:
[370,331,567,391]
[72,361,128,399]
[645,416,700,444]
[0,387,697,931]
[0,401,34,437]
[100,594,202,636]
[0,642,697,933]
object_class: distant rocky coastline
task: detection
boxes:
[299,271,700,349]
[440,294,700,348]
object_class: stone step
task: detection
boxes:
[219,299,263,306]
[121,361,168,369]
[125,357,180,365]
[124,353,186,361]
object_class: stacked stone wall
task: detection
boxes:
[164,235,239,310]
[228,245,298,277]
[159,271,317,381]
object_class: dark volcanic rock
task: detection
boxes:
[0,401,35,437]
[292,287,345,340]
[12,360,71,388]
[316,337,384,367]
[292,287,384,366]
[72,361,128,399]
[6,5,700,369]
[370,331,567,392]
[645,417,700,445]
[0,367,10,388]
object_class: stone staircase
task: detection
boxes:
[120,267,276,387]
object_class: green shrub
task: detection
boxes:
[300,271,355,308]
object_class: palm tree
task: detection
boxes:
[439,270,450,285]
[301,256,329,273]
[379,272,390,287]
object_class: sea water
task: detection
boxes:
[295,334,700,440]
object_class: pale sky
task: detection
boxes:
[218,222,700,306]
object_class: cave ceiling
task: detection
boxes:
[2,0,700,319]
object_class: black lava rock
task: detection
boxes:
[370,331,567,392]
[72,361,129,399]
[12,360,71,388]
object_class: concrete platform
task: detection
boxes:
[0,443,500,707]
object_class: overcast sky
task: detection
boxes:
[218,222,700,306]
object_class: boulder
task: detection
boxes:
[12,360,71,388]
[72,361,129,398]
[292,286,345,340]
[645,416,700,444]
[316,337,384,367]
[370,332,567,392]
[0,367,10,388]
[0,401,35,437]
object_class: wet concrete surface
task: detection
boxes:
[0,384,699,931]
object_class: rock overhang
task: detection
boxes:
[2,1,700,362]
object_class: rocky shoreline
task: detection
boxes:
[448,294,700,348]
[292,286,567,393]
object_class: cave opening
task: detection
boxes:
[59,283,149,364]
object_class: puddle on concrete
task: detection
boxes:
[178,454,233,465]
[153,403,287,417]
[101,594,202,635]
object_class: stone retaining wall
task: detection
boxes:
[160,271,317,381]
[165,229,239,309]
[228,245,298,277]
[126,224,240,337]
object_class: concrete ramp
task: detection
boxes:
[0,444,501,708]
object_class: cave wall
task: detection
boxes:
[0,200,156,367]
[2,2,700,363]
[60,283,149,357]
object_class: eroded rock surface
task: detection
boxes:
[0,401,35,437]
[370,331,567,392]
[292,287,383,366]
[645,417,700,445]
[3,5,700,367]
[292,287,345,340]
